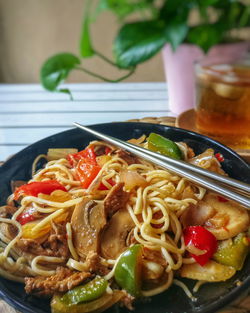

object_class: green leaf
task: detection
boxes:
[98,0,156,20]
[212,0,235,9]
[159,0,189,50]
[59,88,73,100]
[165,22,188,51]
[98,0,134,18]
[113,21,166,68]
[197,0,220,8]
[186,24,223,52]
[40,53,80,91]
[79,15,95,58]
[159,0,191,18]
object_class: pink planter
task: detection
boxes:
[162,42,250,115]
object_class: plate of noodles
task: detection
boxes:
[0,122,249,313]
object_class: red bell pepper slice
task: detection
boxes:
[76,159,101,189]
[68,147,113,189]
[14,180,67,200]
[105,147,112,155]
[68,146,109,189]
[16,207,37,225]
[184,226,217,266]
[67,147,97,167]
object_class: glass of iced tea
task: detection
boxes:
[195,55,250,150]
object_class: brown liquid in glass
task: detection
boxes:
[195,64,250,149]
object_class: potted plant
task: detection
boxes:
[40,0,250,113]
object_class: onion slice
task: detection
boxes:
[121,170,147,190]
[186,243,206,256]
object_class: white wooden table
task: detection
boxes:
[0,82,170,161]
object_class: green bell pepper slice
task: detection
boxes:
[114,244,142,297]
[213,233,250,270]
[147,133,183,160]
[61,276,108,305]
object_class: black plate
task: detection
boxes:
[0,122,249,313]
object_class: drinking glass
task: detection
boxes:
[195,54,250,150]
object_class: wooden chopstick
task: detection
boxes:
[74,123,250,208]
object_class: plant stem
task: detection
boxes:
[85,0,92,16]
[75,66,136,83]
[94,50,118,67]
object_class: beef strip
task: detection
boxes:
[17,239,52,256]
[25,267,92,296]
[43,221,69,258]
[104,183,130,217]
[114,149,139,165]
[85,251,109,275]
[17,221,69,258]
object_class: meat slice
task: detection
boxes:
[43,221,69,258]
[16,222,69,258]
[17,238,49,256]
[115,149,139,165]
[25,267,92,296]
[85,251,109,275]
[104,183,129,217]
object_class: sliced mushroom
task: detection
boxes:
[180,260,236,282]
[71,199,106,259]
[181,193,249,240]
[101,208,135,260]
